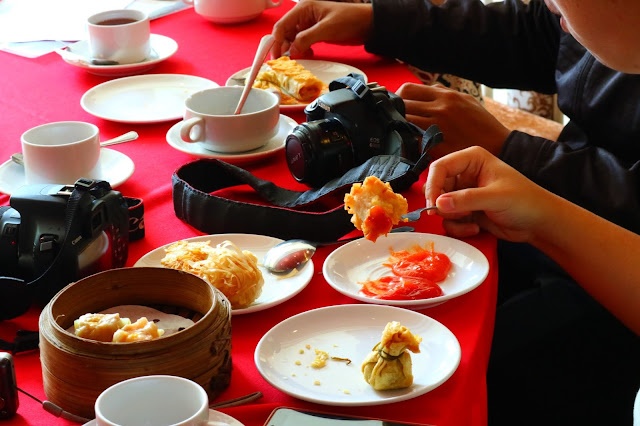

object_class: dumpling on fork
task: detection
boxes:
[344,176,408,242]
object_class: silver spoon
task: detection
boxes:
[233,34,275,115]
[401,206,439,222]
[11,131,139,166]
[262,226,415,274]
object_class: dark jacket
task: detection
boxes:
[365,0,640,233]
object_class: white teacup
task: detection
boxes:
[180,86,280,153]
[183,0,282,24]
[21,121,101,185]
[87,9,151,65]
[95,375,215,426]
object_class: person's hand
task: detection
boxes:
[271,1,374,58]
[424,146,553,242]
[396,83,511,158]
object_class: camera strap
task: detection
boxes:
[172,125,442,242]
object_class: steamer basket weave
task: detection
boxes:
[39,267,232,419]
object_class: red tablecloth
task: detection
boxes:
[0,2,497,425]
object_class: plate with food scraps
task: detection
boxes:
[254,304,460,406]
[81,74,218,123]
[133,234,313,315]
[323,232,489,309]
[225,59,368,112]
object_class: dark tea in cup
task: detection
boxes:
[96,18,139,26]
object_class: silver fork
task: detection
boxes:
[401,206,439,222]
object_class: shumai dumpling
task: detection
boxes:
[74,313,130,342]
[112,317,164,343]
[362,321,422,390]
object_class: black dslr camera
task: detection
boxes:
[285,74,426,187]
[0,179,129,320]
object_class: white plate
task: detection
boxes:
[82,409,244,425]
[133,234,313,315]
[166,115,297,163]
[0,148,134,195]
[255,304,460,406]
[225,60,368,112]
[56,34,179,77]
[81,74,219,124]
[323,233,489,309]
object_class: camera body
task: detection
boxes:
[0,353,18,419]
[285,75,425,187]
[0,179,129,306]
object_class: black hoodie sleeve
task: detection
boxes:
[365,0,561,93]
[502,131,640,234]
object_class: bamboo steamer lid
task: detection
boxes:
[39,267,232,419]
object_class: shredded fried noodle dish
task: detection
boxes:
[160,240,264,309]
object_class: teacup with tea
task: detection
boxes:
[87,9,151,65]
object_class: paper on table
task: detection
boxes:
[0,0,132,43]
[0,0,190,58]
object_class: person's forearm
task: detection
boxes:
[530,191,640,335]
[501,131,640,235]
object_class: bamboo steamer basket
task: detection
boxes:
[39,267,232,419]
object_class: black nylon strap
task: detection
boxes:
[172,125,442,242]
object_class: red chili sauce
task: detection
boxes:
[363,205,393,242]
[360,243,451,300]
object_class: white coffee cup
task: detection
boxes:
[182,0,282,24]
[87,9,151,65]
[180,86,280,153]
[21,121,101,185]
[95,375,216,426]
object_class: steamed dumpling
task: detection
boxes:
[74,313,130,342]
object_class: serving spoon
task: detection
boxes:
[262,226,415,274]
[233,34,275,115]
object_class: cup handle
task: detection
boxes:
[265,0,282,8]
[180,117,204,143]
[182,0,194,5]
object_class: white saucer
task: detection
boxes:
[0,148,134,195]
[56,34,179,77]
[82,409,244,425]
[81,74,219,124]
[166,115,297,163]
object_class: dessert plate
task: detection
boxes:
[134,233,313,315]
[82,409,243,425]
[323,232,489,309]
[255,304,460,406]
[81,74,218,124]
[226,59,367,112]
[166,114,297,163]
[57,34,178,77]
[0,148,134,195]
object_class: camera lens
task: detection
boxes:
[285,118,355,187]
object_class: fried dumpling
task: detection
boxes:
[345,176,408,242]
[362,321,422,390]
